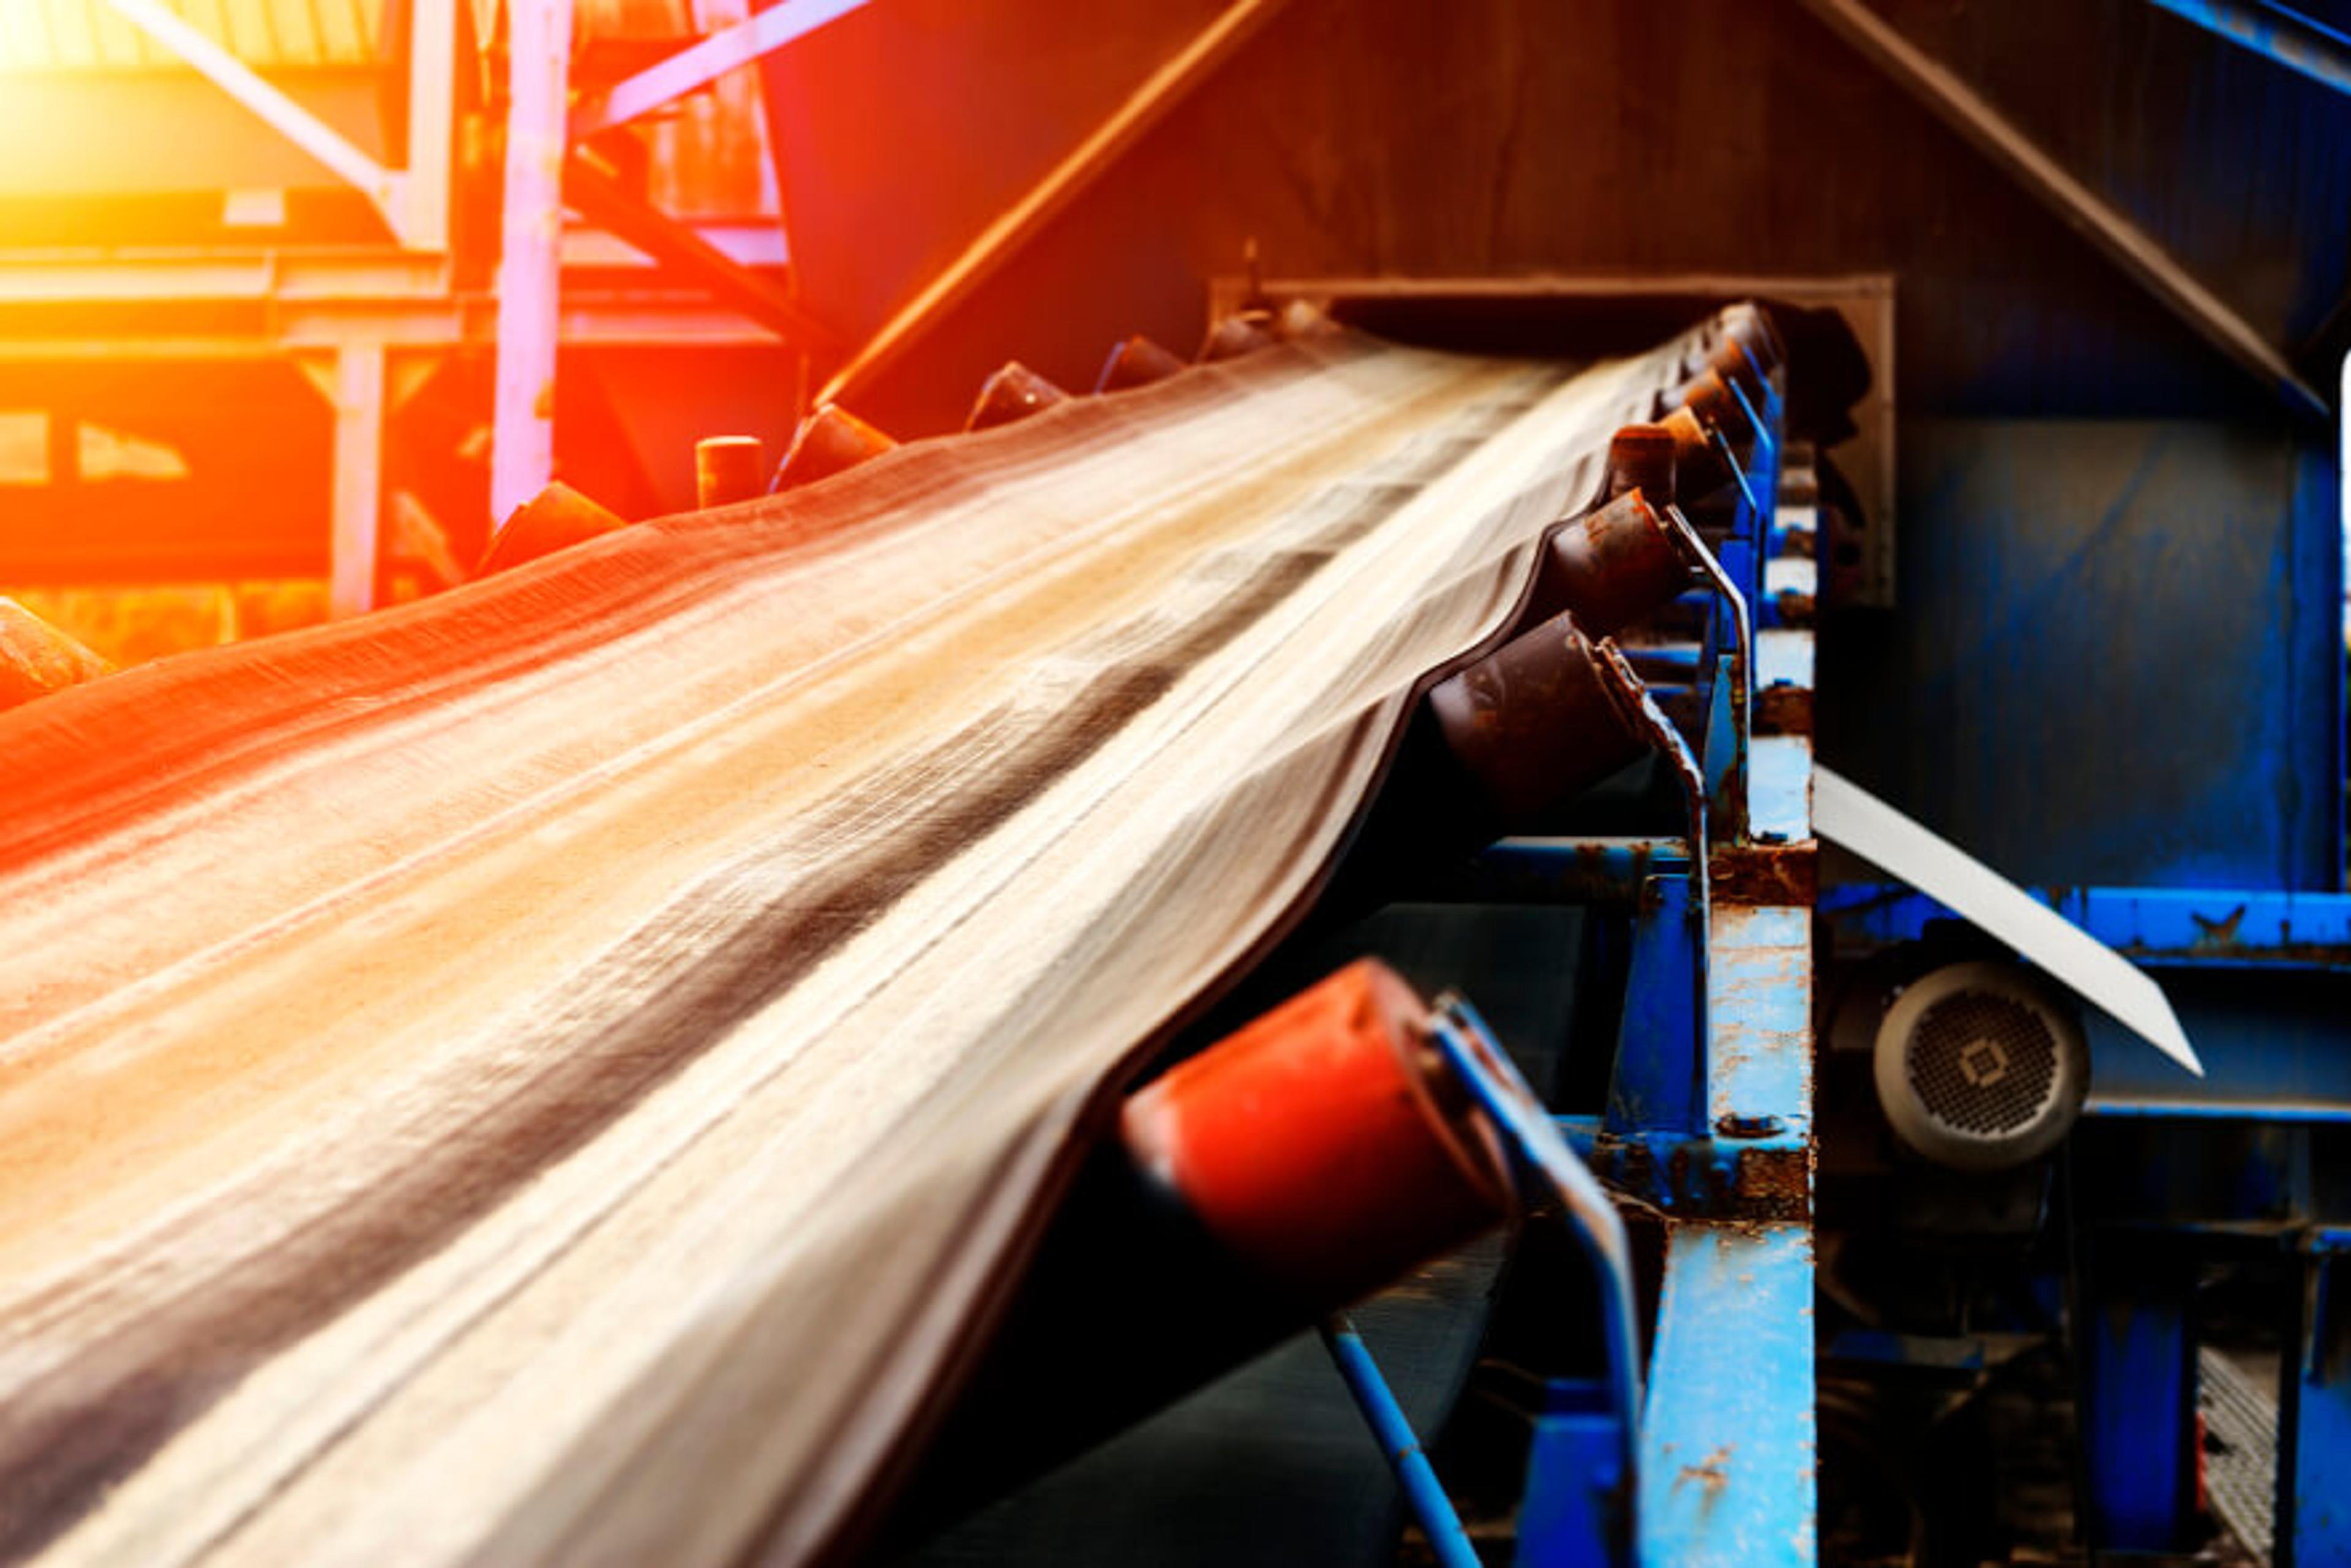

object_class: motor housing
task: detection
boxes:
[1873,961,2088,1171]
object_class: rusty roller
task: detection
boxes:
[694,436,767,510]
[883,959,1513,1544]
[1533,492,1694,642]
[966,361,1071,432]
[1094,335,1190,393]
[1270,297,1343,341]
[1427,610,1653,825]
[769,403,898,493]
[1708,301,1785,394]
[0,599,112,713]
[1198,310,1277,362]
[474,481,631,576]
[1659,405,1734,500]
[1676,366,1758,449]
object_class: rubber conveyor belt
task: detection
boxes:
[0,325,1698,1566]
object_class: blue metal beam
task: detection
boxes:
[1823,883,2351,970]
[2145,0,2351,100]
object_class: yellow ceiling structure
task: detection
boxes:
[0,0,386,71]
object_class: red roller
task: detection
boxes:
[1120,959,1509,1308]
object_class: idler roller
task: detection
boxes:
[474,481,630,576]
[1534,489,1692,641]
[769,403,898,493]
[1093,334,1188,393]
[882,961,1513,1545]
[1660,405,1735,500]
[1677,366,1758,448]
[693,435,765,509]
[966,361,1071,432]
[1122,958,1510,1310]
[0,599,111,712]
[1198,310,1277,362]
[1428,610,1652,825]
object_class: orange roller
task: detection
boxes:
[964,361,1070,432]
[0,599,111,712]
[694,436,766,510]
[474,482,631,577]
[769,404,898,493]
[1120,958,1510,1309]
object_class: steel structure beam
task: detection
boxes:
[561,154,842,352]
[326,342,386,618]
[1794,0,2331,422]
[2145,0,2351,100]
[401,0,459,251]
[819,0,1292,405]
[490,0,575,523]
[569,0,872,140]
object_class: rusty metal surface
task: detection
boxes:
[0,324,1700,1566]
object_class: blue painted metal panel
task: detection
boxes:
[1606,876,1704,1136]
[1637,1225,1816,1568]
[1706,904,1813,1135]
[1517,1378,1628,1568]
[1820,420,2342,891]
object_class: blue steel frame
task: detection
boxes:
[1338,330,1820,1565]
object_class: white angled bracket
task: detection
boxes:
[1814,765,2203,1075]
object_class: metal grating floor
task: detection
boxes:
[2200,1345,2278,1566]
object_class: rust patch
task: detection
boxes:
[1731,1144,1810,1218]
[2191,904,2249,947]
[1753,683,1813,737]
[1709,841,1816,906]
[1678,1444,1733,1495]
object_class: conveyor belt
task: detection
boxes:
[0,326,1696,1566]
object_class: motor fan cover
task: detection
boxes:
[1873,961,2087,1171]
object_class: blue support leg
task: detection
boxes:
[2284,1238,2351,1566]
[2079,1239,2200,1551]
[1319,1316,1483,1568]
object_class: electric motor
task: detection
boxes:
[1872,961,2088,1170]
